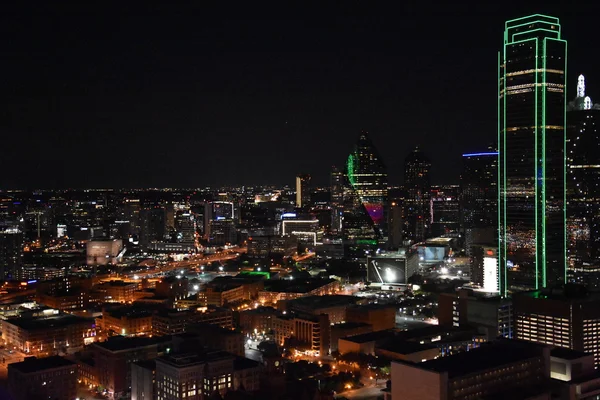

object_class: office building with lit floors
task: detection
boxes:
[296,173,311,208]
[403,147,431,243]
[0,228,23,280]
[514,287,600,368]
[204,201,237,245]
[346,131,388,241]
[460,150,498,257]
[8,356,77,400]
[566,75,600,290]
[498,14,568,295]
[390,340,551,400]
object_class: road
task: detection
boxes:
[102,247,247,281]
[395,314,434,331]
[336,383,386,399]
[0,348,25,379]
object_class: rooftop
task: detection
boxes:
[132,359,157,370]
[287,295,358,309]
[516,286,600,303]
[104,306,153,319]
[262,278,336,294]
[100,280,138,287]
[413,340,547,378]
[341,329,394,344]
[95,335,172,352]
[157,350,233,368]
[331,322,371,330]
[234,356,260,371]
[9,356,75,374]
[349,303,396,311]
[188,323,241,336]
[551,347,590,361]
[377,341,437,355]
[4,314,93,331]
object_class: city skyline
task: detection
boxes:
[1,4,599,189]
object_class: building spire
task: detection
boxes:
[578,74,586,98]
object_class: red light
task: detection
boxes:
[486,250,494,256]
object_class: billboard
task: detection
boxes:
[416,245,448,262]
[367,257,408,285]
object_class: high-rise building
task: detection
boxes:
[330,166,344,207]
[498,15,567,296]
[514,286,600,367]
[295,173,311,208]
[175,210,196,246]
[341,179,379,257]
[566,75,600,289]
[403,147,431,243]
[346,131,388,241]
[330,166,345,233]
[461,150,498,255]
[204,201,237,245]
[430,185,460,237]
[0,228,23,280]
[139,206,166,248]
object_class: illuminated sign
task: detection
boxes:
[483,257,499,292]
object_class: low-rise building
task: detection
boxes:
[330,322,373,352]
[283,295,359,324]
[345,304,396,332]
[8,356,77,400]
[152,306,233,336]
[258,278,341,305]
[273,313,330,356]
[95,280,139,303]
[187,323,245,357]
[239,306,280,334]
[390,340,551,400]
[2,312,96,356]
[131,359,156,400]
[99,306,153,336]
[91,335,172,399]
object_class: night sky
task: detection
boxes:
[1,3,598,189]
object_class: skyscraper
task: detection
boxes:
[295,174,311,208]
[346,131,388,241]
[403,147,431,243]
[430,185,461,237]
[0,229,23,280]
[461,150,498,255]
[498,15,567,296]
[566,75,600,288]
[204,201,236,245]
[330,166,345,233]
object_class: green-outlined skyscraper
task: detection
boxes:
[498,14,567,296]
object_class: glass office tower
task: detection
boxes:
[346,131,388,241]
[498,15,567,296]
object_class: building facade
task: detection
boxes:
[404,147,431,243]
[8,356,77,400]
[566,75,600,289]
[498,14,567,296]
[346,131,388,241]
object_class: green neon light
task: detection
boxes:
[534,36,540,289]
[563,39,568,283]
[497,50,503,296]
[505,14,559,27]
[347,153,356,186]
[541,37,547,287]
[512,28,560,42]
[239,271,271,279]
[356,239,377,246]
